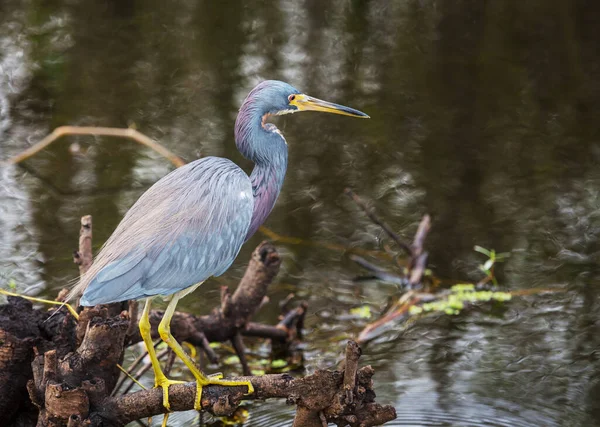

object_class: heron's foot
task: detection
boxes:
[192,377,254,411]
[155,375,186,411]
[207,372,223,380]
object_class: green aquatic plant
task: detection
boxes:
[474,246,511,285]
[409,283,512,316]
[349,305,372,319]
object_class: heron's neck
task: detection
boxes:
[235,111,288,240]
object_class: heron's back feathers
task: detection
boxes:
[71,157,253,305]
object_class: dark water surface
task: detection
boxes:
[2,1,600,426]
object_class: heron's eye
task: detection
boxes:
[288,94,296,102]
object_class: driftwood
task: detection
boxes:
[0,214,395,426]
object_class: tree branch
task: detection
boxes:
[344,188,413,255]
[97,341,395,427]
[3,126,185,168]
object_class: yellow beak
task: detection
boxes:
[290,94,369,118]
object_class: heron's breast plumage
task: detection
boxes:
[78,157,253,305]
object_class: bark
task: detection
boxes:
[72,215,93,277]
[0,299,41,426]
[71,216,129,345]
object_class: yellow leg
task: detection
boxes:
[139,298,184,412]
[158,292,254,411]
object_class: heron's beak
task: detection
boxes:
[291,94,369,118]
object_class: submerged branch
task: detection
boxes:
[344,188,413,255]
[3,126,185,167]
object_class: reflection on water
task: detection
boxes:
[1,0,600,426]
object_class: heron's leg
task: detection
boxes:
[158,292,254,411]
[139,298,184,411]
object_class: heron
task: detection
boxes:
[70,80,368,412]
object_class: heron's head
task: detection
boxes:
[236,80,368,162]
[245,80,369,119]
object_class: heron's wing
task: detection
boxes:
[78,157,253,305]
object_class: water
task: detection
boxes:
[1,0,600,425]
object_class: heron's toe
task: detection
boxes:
[155,376,186,411]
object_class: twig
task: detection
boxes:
[194,331,219,364]
[350,255,407,286]
[259,226,393,261]
[344,188,413,255]
[126,300,139,340]
[277,303,307,337]
[411,214,431,259]
[3,126,185,168]
[163,350,177,376]
[73,215,93,277]
[409,253,428,288]
[112,351,148,397]
[242,322,288,341]
[112,340,162,397]
[231,333,251,376]
[120,348,170,396]
[279,293,295,314]
[357,291,421,344]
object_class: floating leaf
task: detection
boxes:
[451,283,475,292]
[407,285,512,318]
[349,305,372,319]
[409,306,423,315]
[222,355,240,365]
[219,407,249,425]
[270,359,288,369]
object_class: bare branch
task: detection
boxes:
[344,188,413,255]
[3,126,185,168]
[411,214,431,259]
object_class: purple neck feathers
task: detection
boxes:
[235,94,288,240]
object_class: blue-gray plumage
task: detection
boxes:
[79,157,253,305]
[71,80,368,413]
